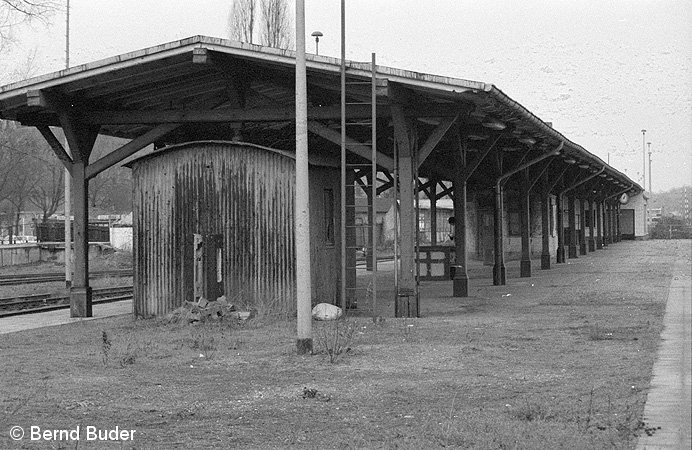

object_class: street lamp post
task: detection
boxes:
[647,142,652,193]
[641,129,646,190]
[311,31,323,55]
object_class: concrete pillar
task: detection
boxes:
[579,198,587,255]
[541,190,551,269]
[568,193,578,259]
[295,0,313,354]
[520,171,531,277]
[556,193,565,263]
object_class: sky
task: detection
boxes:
[1,0,690,192]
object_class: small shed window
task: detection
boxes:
[324,189,335,246]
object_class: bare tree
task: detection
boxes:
[228,0,256,43]
[0,120,65,237]
[29,158,64,222]
[259,0,292,49]
[86,135,133,212]
[228,0,293,49]
[0,0,57,52]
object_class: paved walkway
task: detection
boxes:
[0,300,132,335]
[637,258,692,450]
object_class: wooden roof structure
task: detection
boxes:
[0,35,643,317]
[0,35,641,195]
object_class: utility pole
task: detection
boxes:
[64,0,72,288]
[641,129,646,190]
[295,0,312,355]
[647,142,652,193]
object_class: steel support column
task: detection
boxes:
[493,143,562,285]
[596,200,603,249]
[430,188,438,246]
[611,201,616,243]
[606,202,613,244]
[452,149,469,297]
[556,193,566,263]
[588,199,596,251]
[538,163,567,270]
[568,193,578,259]
[452,130,503,296]
[540,189,552,269]
[616,204,622,242]
[345,171,357,308]
[579,198,587,255]
[603,202,610,245]
[366,186,374,271]
[493,181,506,285]
[520,170,531,277]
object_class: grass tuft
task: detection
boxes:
[313,317,357,363]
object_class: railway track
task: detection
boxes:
[0,269,132,286]
[0,286,133,318]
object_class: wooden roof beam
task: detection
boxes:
[35,125,73,175]
[17,103,386,126]
[307,121,394,171]
[417,114,459,168]
[85,123,181,179]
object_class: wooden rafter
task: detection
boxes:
[85,123,181,179]
[307,121,394,171]
[35,125,73,174]
[417,114,459,167]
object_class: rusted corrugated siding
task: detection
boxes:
[132,141,302,317]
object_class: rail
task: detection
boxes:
[0,285,133,317]
[0,269,132,286]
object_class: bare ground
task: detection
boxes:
[0,240,688,449]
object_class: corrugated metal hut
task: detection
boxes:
[128,141,340,318]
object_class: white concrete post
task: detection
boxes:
[295,0,312,354]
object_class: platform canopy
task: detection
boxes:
[0,35,640,194]
[0,35,643,317]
